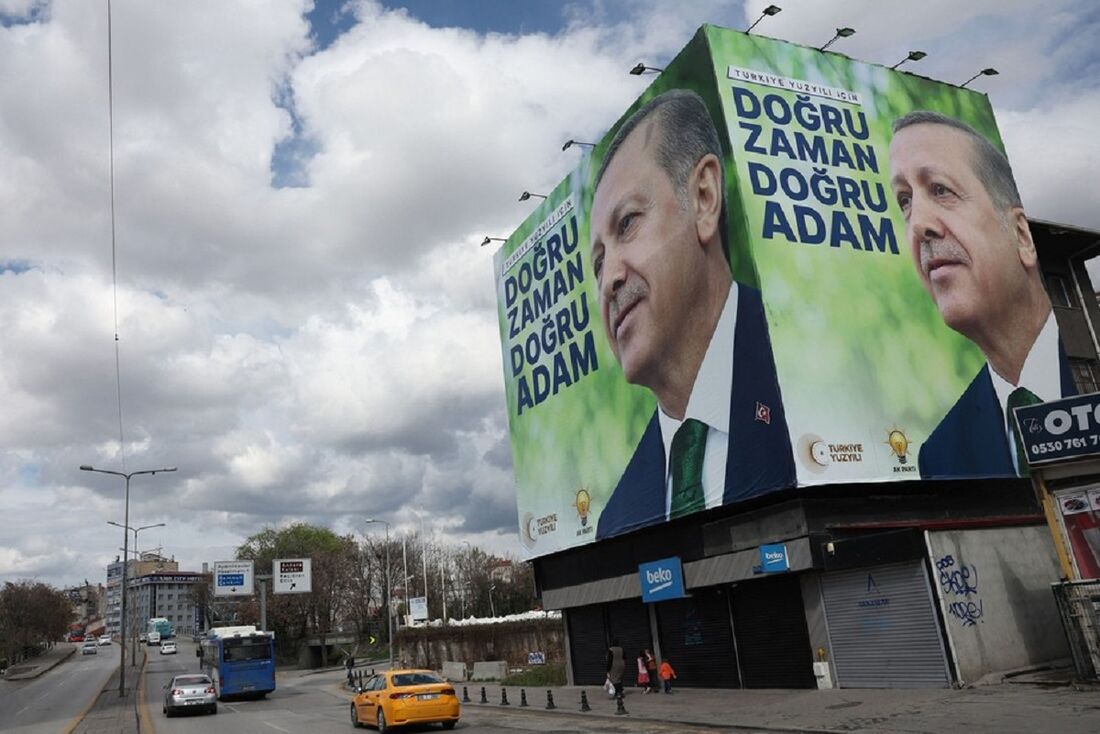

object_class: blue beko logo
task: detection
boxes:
[638,557,686,602]
[759,544,789,573]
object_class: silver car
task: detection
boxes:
[163,674,217,717]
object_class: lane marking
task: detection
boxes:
[263,722,291,732]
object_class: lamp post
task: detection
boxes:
[629,62,664,75]
[481,236,506,247]
[365,518,394,669]
[488,584,497,618]
[81,464,176,697]
[961,68,999,88]
[890,50,927,70]
[107,520,165,667]
[820,27,855,52]
[746,4,781,34]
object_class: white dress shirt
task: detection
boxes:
[657,285,738,518]
[989,310,1061,473]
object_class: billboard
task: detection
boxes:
[495,24,1070,558]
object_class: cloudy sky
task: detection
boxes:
[2,0,1098,590]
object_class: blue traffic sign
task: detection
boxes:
[218,573,244,586]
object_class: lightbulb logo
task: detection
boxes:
[885,428,910,465]
[574,488,591,527]
[520,512,537,548]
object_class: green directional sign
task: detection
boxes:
[368,635,376,645]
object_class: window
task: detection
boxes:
[1046,274,1078,308]
[1070,359,1099,394]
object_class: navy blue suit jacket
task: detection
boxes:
[595,285,795,540]
[918,344,1077,479]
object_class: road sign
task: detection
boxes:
[273,558,312,594]
[409,596,428,621]
[213,560,254,597]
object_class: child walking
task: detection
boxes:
[659,659,677,693]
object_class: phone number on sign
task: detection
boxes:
[1031,436,1100,455]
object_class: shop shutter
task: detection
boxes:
[566,605,609,686]
[656,588,740,688]
[821,561,951,688]
[606,598,654,671]
[731,575,815,688]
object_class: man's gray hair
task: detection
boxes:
[595,89,728,253]
[892,110,1022,211]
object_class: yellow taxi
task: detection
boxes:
[350,669,460,731]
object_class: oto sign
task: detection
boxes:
[273,558,312,594]
[213,560,254,597]
[1015,392,1100,465]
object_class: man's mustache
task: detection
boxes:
[918,238,968,275]
[607,280,648,333]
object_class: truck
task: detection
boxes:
[146,617,173,646]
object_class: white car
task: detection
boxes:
[98,635,112,646]
[81,640,98,655]
[160,641,177,655]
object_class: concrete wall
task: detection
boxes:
[396,618,565,673]
[926,526,1069,684]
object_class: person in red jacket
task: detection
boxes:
[658,659,677,694]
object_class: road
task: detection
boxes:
[0,642,119,734]
[141,641,740,733]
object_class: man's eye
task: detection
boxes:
[617,213,637,237]
[932,183,953,197]
[593,253,604,279]
[896,192,911,210]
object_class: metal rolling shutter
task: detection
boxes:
[821,561,951,688]
[606,598,654,670]
[656,588,740,688]
[732,575,816,688]
[567,605,609,685]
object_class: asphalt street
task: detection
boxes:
[0,642,118,734]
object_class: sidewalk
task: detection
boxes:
[347,678,1100,734]
[67,653,145,734]
[3,644,75,680]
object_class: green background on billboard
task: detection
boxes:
[496,25,1004,558]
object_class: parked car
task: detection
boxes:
[350,669,459,731]
[81,640,98,655]
[160,641,177,655]
[98,635,112,646]
[163,673,217,717]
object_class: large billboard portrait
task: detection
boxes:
[494,24,1069,559]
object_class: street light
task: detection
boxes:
[746,4,781,34]
[518,191,547,202]
[961,67,999,88]
[481,236,506,247]
[890,50,927,70]
[488,584,497,618]
[820,27,855,52]
[81,464,176,697]
[629,62,663,76]
[365,518,394,669]
[107,520,165,667]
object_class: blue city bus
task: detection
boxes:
[198,626,276,700]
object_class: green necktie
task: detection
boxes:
[1007,387,1042,476]
[670,418,708,519]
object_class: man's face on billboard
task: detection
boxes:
[889,123,1031,337]
[590,121,706,388]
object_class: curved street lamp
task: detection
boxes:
[81,464,176,696]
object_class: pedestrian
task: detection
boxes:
[636,651,650,692]
[605,638,625,699]
[644,649,659,693]
[659,659,677,693]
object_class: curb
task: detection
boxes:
[138,648,154,734]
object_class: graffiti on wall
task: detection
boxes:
[936,554,984,627]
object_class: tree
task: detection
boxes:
[236,523,360,665]
[0,581,72,666]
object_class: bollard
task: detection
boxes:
[545,690,557,710]
[500,687,510,706]
[579,689,591,712]
[519,689,528,707]
[480,686,488,704]
[615,693,628,716]
[462,686,470,703]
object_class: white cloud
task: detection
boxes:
[1,0,1096,589]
